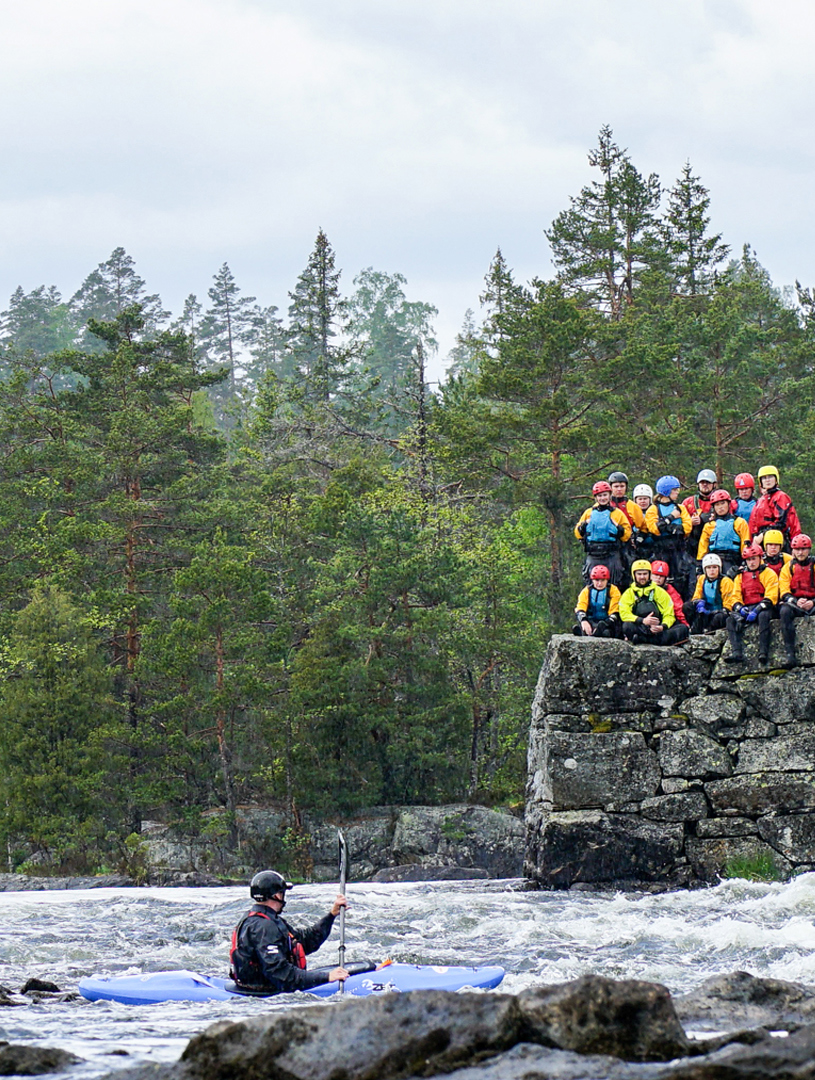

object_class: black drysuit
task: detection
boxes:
[230,905,336,992]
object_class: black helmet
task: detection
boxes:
[608,471,628,485]
[250,870,293,901]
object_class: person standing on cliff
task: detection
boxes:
[229,871,351,994]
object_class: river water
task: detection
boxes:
[2,875,815,1078]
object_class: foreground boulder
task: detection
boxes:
[100,971,815,1080]
[0,1044,81,1076]
[674,970,815,1031]
[517,974,689,1062]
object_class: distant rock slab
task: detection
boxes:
[368,864,491,882]
[0,873,134,892]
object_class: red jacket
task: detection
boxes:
[665,582,689,626]
[749,489,801,544]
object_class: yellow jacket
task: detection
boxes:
[691,574,736,610]
[731,566,779,608]
[696,515,750,560]
[779,557,815,601]
[575,584,622,618]
[618,583,676,627]
[574,505,632,543]
[644,501,692,539]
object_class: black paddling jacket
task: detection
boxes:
[230,906,336,992]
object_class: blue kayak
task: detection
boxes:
[79,963,505,1005]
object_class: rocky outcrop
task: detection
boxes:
[526,624,815,888]
[0,1044,81,1075]
[141,803,524,884]
[99,971,815,1080]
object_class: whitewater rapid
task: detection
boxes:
[2,875,815,1078]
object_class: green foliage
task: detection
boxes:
[0,585,125,873]
[0,135,810,870]
[723,852,783,883]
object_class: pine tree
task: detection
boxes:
[199,264,258,421]
[70,248,168,347]
[545,127,662,318]
[445,309,481,379]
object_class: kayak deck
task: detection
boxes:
[79,963,505,1004]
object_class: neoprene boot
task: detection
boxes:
[725,629,744,664]
[784,647,798,669]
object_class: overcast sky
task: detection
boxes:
[2,0,814,377]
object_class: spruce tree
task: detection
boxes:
[662,163,729,296]
[286,229,348,404]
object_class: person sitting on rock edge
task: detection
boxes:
[230,870,351,993]
[644,476,693,598]
[726,542,778,666]
[573,564,622,638]
[778,533,815,669]
[685,553,735,635]
[618,559,680,646]
[574,481,631,587]
[649,560,690,643]
[761,529,792,579]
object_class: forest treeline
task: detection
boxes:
[1,126,814,875]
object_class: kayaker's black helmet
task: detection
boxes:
[250,870,293,901]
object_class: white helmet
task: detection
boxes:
[633,484,653,499]
[697,469,717,484]
[702,553,722,569]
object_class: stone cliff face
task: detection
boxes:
[525,622,815,888]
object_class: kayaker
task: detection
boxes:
[230,870,350,993]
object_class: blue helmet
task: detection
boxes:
[656,475,681,498]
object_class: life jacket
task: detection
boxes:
[229,910,307,985]
[739,568,767,607]
[587,586,611,621]
[703,577,723,611]
[611,496,634,526]
[709,515,741,554]
[585,507,621,546]
[633,587,660,619]
[734,497,756,521]
[789,559,815,600]
[752,489,792,535]
[764,553,789,578]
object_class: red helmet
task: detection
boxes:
[792,533,813,549]
[711,489,731,504]
[650,560,670,577]
[589,564,610,580]
[734,472,754,490]
[742,543,763,559]
[592,481,612,496]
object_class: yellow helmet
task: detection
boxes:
[763,529,784,546]
[757,465,779,482]
[631,559,652,575]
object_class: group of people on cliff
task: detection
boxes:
[572,466,814,667]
